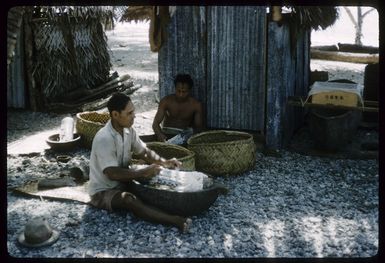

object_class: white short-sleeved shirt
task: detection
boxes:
[88,120,146,196]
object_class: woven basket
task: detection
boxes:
[76,111,110,148]
[187,130,256,175]
[133,142,195,171]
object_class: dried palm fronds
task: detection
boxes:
[288,6,339,31]
[120,6,152,23]
[33,6,114,23]
[284,6,339,58]
[29,7,111,102]
[7,7,25,66]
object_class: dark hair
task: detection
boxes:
[107,92,131,115]
[174,74,193,89]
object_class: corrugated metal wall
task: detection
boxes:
[265,22,309,149]
[159,6,310,148]
[7,18,26,108]
[207,6,266,130]
[158,6,207,105]
[159,6,267,131]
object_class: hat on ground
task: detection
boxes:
[17,216,60,248]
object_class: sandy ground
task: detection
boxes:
[106,22,159,137]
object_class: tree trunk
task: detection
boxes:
[355,7,363,45]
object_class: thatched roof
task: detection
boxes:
[7,7,25,66]
[33,6,114,22]
[288,6,339,31]
[27,6,113,102]
[119,6,152,23]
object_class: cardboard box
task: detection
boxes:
[311,91,359,107]
[309,81,362,107]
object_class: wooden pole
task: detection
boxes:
[310,49,379,64]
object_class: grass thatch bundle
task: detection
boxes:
[29,6,113,103]
[120,6,152,23]
[7,7,25,66]
[288,6,339,31]
[284,6,339,58]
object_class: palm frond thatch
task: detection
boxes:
[119,6,152,23]
[7,7,25,65]
[288,6,339,31]
[29,7,111,102]
[34,6,115,22]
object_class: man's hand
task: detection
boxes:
[162,158,182,169]
[140,164,162,181]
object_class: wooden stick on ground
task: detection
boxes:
[310,49,379,64]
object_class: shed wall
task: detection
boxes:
[159,6,310,148]
[159,6,267,131]
[158,6,207,105]
[7,20,26,108]
[206,6,266,131]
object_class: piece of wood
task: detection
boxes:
[47,82,141,113]
[63,74,132,102]
[38,176,77,189]
[338,43,379,54]
[311,44,339,51]
[287,96,378,112]
[46,82,124,112]
[311,44,379,54]
[81,84,141,111]
[310,49,379,64]
[68,79,132,104]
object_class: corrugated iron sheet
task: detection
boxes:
[159,6,267,131]
[206,6,266,131]
[158,6,207,104]
[159,6,310,147]
[7,16,26,109]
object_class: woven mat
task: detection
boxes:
[12,181,91,204]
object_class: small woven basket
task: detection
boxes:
[76,111,110,148]
[133,142,195,171]
[187,130,256,175]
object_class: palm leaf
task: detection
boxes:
[288,6,339,31]
[30,6,112,101]
[119,6,152,23]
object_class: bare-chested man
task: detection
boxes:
[152,74,203,143]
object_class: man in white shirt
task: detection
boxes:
[88,92,191,233]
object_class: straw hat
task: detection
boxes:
[18,217,60,248]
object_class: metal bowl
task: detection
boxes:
[46,133,81,152]
[126,180,228,216]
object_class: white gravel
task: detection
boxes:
[7,21,378,258]
[7,147,378,258]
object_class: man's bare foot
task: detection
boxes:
[176,217,192,233]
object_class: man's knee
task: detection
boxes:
[121,192,137,204]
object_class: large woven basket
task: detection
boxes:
[133,142,195,171]
[76,111,110,148]
[126,180,228,216]
[187,130,256,175]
